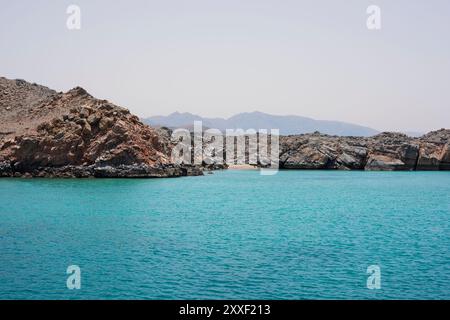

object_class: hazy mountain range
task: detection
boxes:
[143,111,381,136]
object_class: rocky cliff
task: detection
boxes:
[0,77,202,177]
[280,130,450,170]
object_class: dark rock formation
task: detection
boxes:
[280,130,450,171]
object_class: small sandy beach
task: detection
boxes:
[227,164,259,170]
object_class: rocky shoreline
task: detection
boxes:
[0,77,211,178]
[1,77,449,177]
[279,129,450,171]
[0,161,204,178]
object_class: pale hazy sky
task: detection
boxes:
[1,0,449,132]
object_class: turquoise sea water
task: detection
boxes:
[0,171,449,300]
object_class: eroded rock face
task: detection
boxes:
[365,154,405,171]
[280,130,450,171]
[417,130,450,170]
[0,77,202,178]
[439,143,450,170]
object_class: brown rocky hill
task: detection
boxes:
[0,77,201,177]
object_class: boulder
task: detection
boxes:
[365,154,406,171]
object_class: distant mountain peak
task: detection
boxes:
[143,111,380,137]
[248,110,265,115]
[170,111,195,116]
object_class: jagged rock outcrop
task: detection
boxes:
[279,130,450,171]
[0,77,203,178]
[416,129,450,170]
[150,126,450,172]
